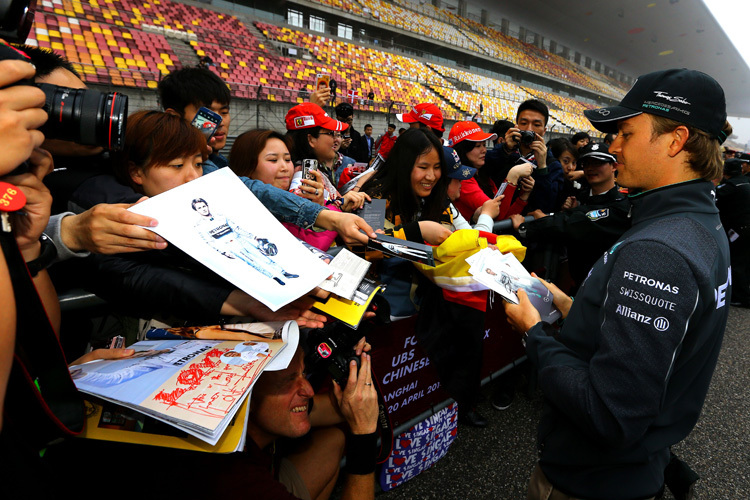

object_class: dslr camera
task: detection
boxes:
[518,129,536,146]
[1,0,128,151]
[304,323,361,388]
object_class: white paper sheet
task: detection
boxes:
[128,168,331,311]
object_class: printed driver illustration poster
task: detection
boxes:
[129,168,331,311]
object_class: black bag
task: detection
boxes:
[0,228,85,450]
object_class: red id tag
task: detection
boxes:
[0,182,27,212]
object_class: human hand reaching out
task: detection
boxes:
[60,198,168,254]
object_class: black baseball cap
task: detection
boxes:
[335,102,354,118]
[443,146,477,180]
[584,69,728,143]
[578,142,616,164]
[724,158,745,176]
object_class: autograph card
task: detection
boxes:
[128,168,330,311]
[367,234,435,267]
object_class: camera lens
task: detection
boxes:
[519,130,536,145]
[37,83,128,151]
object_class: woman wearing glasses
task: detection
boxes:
[284,103,368,212]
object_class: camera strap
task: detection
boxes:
[0,224,85,450]
[371,368,393,464]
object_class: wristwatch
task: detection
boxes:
[26,233,57,277]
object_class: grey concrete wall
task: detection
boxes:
[90,84,574,144]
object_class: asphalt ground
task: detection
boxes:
[369,305,750,500]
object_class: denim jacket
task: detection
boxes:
[202,161,323,229]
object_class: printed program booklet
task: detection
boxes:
[79,396,251,453]
[318,248,372,300]
[468,248,561,323]
[71,321,298,445]
[314,277,383,329]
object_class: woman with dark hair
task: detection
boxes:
[449,121,535,224]
[284,103,368,212]
[547,137,586,208]
[230,129,324,205]
[362,128,451,236]
[229,129,337,250]
[362,128,490,427]
[113,110,207,196]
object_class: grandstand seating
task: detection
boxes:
[255,21,463,119]
[24,0,618,133]
[357,0,479,52]
[308,0,628,98]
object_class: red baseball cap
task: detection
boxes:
[397,103,445,132]
[448,121,497,146]
[285,103,349,131]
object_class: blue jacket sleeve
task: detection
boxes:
[203,162,324,229]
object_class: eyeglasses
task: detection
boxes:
[318,131,336,137]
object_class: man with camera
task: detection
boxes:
[489,99,564,214]
[335,102,367,164]
[504,69,732,500]
[246,338,379,500]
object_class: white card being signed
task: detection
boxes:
[129,168,330,311]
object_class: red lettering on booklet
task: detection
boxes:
[0,182,26,212]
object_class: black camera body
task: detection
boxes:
[305,324,360,387]
[519,129,536,146]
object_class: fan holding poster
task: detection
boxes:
[129,167,331,312]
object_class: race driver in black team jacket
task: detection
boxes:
[504,69,732,500]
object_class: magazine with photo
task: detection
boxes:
[318,248,372,300]
[71,321,298,445]
[128,168,331,311]
[144,321,299,372]
[78,396,251,453]
[469,248,561,323]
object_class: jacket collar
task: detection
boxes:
[628,179,718,225]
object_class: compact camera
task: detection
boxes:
[519,129,536,146]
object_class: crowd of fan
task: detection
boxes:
[1,42,745,500]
